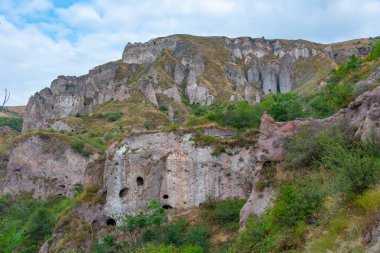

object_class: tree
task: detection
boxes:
[0,89,10,112]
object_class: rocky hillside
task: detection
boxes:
[22,35,372,132]
[1,35,380,252]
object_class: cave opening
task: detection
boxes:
[136,177,144,186]
[276,75,281,94]
[163,194,169,199]
[119,188,129,198]
[162,204,173,209]
[106,218,116,226]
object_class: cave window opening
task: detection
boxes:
[137,177,144,186]
[276,75,281,93]
[58,184,65,188]
[162,204,173,209]
[119,188,129,198]
[106,218,116,226]
[163,194,169,199]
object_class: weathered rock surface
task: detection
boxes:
[23,35,373,132]
[0,135,97,199]
[104,131,255,216]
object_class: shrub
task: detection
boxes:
[202,199,245,228]
[181,227,210,249]
[0,117,23,132]
[71,141,92,157]
[24,207,56,243]
[211,145,226,156]
[106,112,123,122]
[261,93,305,122]
[159,104,169,112]
[367,39,380,61]
[309,82,353,118]
[271,184,323,228]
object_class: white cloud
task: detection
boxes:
[1,0,379,105]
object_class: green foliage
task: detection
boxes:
[181,227,210,249]
[0,194,73,253]
[0,117,23,132]
[24,208,55,243]
[309,81,353,118]
[285,127,329,169]
[261,93,305,122]
[367,39,380,61]
[271,184,323,228]
[211,145,226,156]
[71,141,92,157]
[208,101,264,129]
[106,112,123,122]
[159,104,169,112]
[202,199,245,230]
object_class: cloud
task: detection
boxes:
[0,0,379,105]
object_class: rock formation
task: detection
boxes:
[104,131,254,217]
[22,35,372,132]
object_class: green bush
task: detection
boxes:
[0,117,23,132]
[271,184,323,228]
[106,112,123,122]
[159,104,169,112]
[367,39,380,61]
[71,141,92,157]
[261,93,305,122]
[182,227,210,249]
[24,207,55,243]
[202,199,245,229]
[0,194,73,252]
[309,82,353,118]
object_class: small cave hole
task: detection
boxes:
[58,184,66,188]
[119,188,129,198]
[162,204,173,209]
[136,177,144,186]
[163,194,169,199]
[106,218,116,226]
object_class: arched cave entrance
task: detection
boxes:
[119,188,129,198]
[136,177,144,186]
[163,194,169,199]
[162,204,173,210]
[106,218,116,226]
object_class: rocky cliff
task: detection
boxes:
[104,131,254,217]
[0,133,103,199]
[22,35,373,132]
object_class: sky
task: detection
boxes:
[1,0,380,105]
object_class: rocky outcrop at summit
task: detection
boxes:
[23,35,373,132]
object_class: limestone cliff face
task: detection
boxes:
[23,35,372,132]
[0,134,102,199]
[103,131,255,217]
[240,84,380,224]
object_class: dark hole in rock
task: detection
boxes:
[58,185,65,188]
[162,204,173,209]
[106,218,116,226]
[262,161,274,168]
[102,190,107,197]
[137,177,144,186]
[163,194,169,199]
[119,188,129,198]
[57,194,63,196]
[92,220,99,225]
[14,168,21,172]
